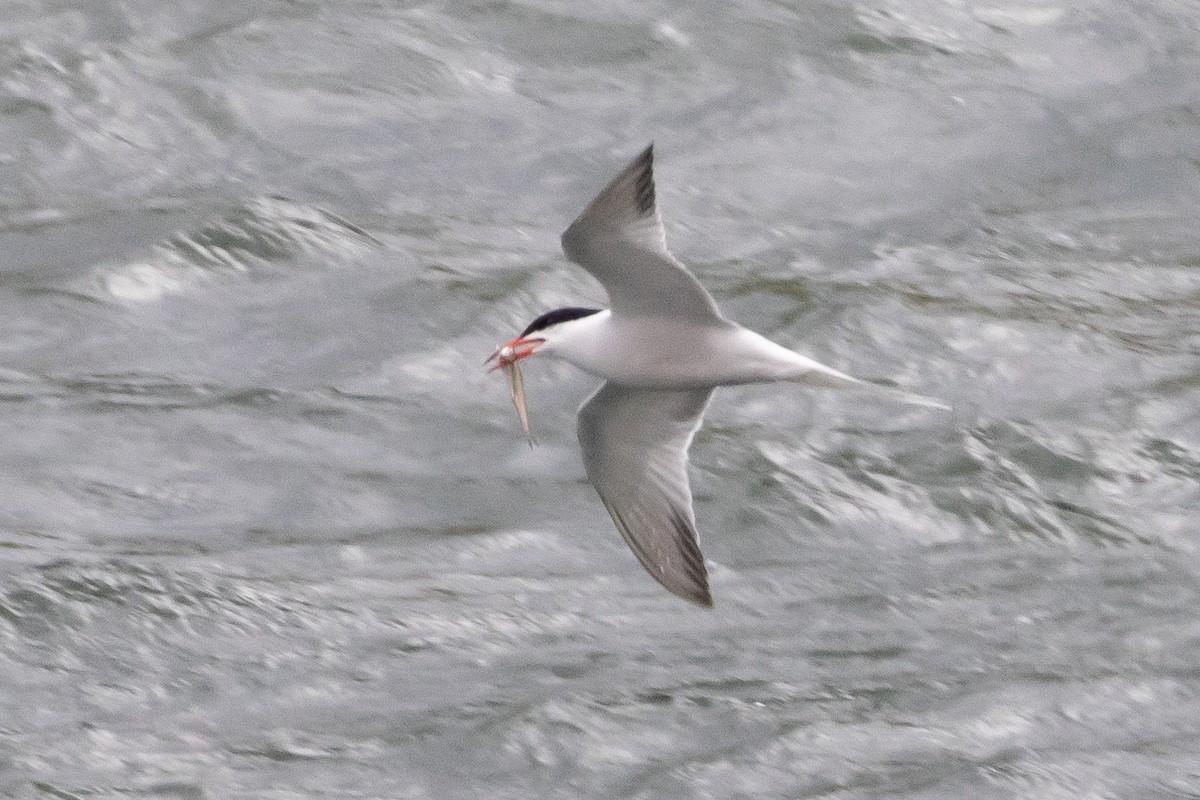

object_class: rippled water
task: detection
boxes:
[3,1,1200,797]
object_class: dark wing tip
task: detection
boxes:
[667,504,713,607]
[662,565,713,608]
[600,494,714,608]
[634,143,655,215]
[685,583,715,608]
[665,569,713,607]
[655,559,714,608]
[560,142,658,263]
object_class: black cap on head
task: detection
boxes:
[520,307,602,337]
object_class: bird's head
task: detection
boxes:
[484,306,603,371]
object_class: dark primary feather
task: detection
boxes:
[632,145,655,213]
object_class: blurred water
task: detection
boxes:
[2,1,1200,797]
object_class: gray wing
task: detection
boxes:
[577,382,715,606]
[561,144,725,324]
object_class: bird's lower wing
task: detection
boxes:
[576,382,715,606]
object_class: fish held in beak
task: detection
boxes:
[484,336,544,371]
[485,337,544,446]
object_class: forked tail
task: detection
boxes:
[857,382,950,410]
[789,367,949,410]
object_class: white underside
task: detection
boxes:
[537,310,861,390]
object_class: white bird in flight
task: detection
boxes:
[487,144,941,607]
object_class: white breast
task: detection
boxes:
[542,311,858,390]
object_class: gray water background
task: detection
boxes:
[2,1,1200,797]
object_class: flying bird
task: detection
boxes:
[487,144,940,606]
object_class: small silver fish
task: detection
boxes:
[498,345,534,446]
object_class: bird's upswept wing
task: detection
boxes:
[577,382,714,606]
[561,144,725,324]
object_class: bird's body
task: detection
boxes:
[487,144,941,607]
[538,309,861,390]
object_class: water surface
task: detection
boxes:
[2,1,1199,797]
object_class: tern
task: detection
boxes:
[487,144,940,607]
